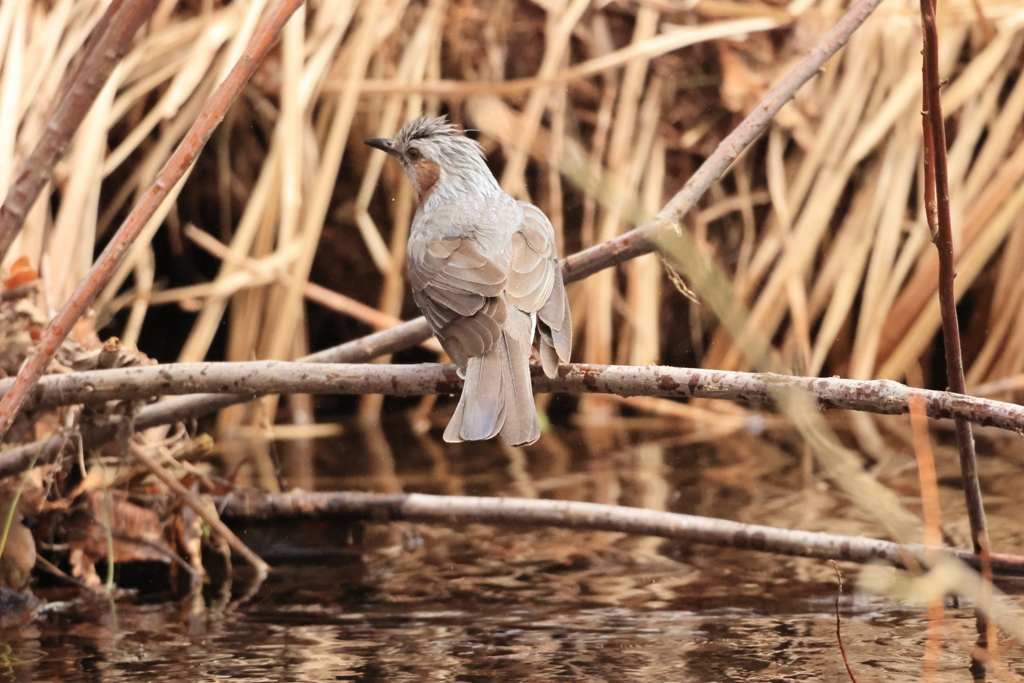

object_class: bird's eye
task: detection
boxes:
[407,147,421,161]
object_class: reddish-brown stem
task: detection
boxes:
[831,562,859,683]
[0,0,305,442]
[0,0,159,261]
[918,0,989,559]
[920,36,938,241]
[919,0,992,670]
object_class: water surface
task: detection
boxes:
[12,417,1024,681]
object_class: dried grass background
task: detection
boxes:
[2,0,1024,438]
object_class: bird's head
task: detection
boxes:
[364,115,498,203]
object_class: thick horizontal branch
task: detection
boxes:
[4,361,1023,432]
[214,491,1024,577]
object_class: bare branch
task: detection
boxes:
[3,361,1023,433]
[919,0,989,559]
[920,4,993,666]
[0,435,68,480]
[214,491,1024,577]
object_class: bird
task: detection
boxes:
[365,115,572,446]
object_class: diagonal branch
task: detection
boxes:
[130,442,268,577]
[0,0,160,261]
[0,0,306,443]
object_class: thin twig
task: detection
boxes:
[0,434,67,485]
[830,561,859,683]
[129,443,269,578]
[213,491,1024,577]
[919,0,989,559]
[919,0,993,670]
[0,0,306,443]
[3,361,1024,434]
[0,0,160,261]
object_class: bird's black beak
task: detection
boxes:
[364,137,399,158]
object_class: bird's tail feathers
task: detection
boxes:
[444,348,504,443]
[497,331,540,446]
[444,330,539,446]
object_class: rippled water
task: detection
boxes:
[10,417,1024,680]
[0,598,980,679]
[13,565,1020,681]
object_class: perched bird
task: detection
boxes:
[365,115,571,446]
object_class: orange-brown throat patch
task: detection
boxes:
[414,160,441,201]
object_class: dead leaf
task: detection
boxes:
[66,490,172,587]
[2,257,38,290]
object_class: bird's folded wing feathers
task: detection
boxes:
[409,237,509,368]
[505,204,556,313]
[507,202,572,375]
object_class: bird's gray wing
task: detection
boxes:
[505,201,572,378]
[408,237,508,370]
